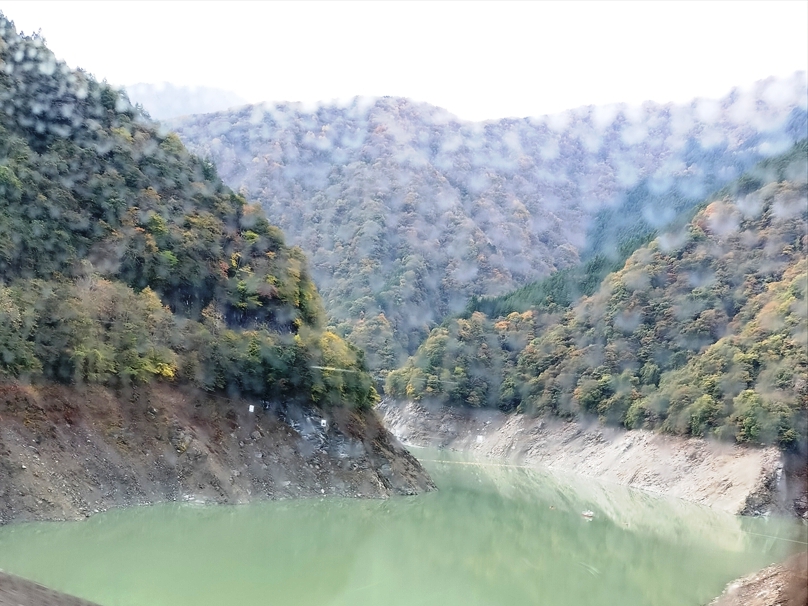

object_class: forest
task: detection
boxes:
[172,81,807,376]
[0,8,804,606]
[0,17,377,410]
[386,143,808,449]
[1,13,805,450]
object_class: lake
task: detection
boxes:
[0,449,805,606]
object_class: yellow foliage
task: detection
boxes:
[111,126,133,143]
[139,287,165,313]
[154,362,176,379]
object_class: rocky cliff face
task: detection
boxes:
[0,383,435,525]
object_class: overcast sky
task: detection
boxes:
[2,1,806,121]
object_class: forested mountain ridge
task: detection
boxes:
[172,77,807,373]
[386,144,808,450]
[0,16,375,410]
[464,174,707,318]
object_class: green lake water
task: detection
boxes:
[0,449,805,606]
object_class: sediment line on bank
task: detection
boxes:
[0,383,435,526]
[380,399,807,517]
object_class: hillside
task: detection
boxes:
[464,175,704,318]
[0,14,433,521]
[0,17,376,409]
[386,144,808,451]
[172,79,808,373]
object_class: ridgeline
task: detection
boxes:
[0,14,433,526]
[172,80,807,373]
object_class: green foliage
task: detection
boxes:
[688,395,722,437]
[388,145,808,449]
[342,312,405,384]
[0,17,374,410]
[173,85,804,376]
[0,285,41,376]
[465,178,708,318]
[387,310,540,412]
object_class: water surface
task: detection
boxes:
[0,450,805,606]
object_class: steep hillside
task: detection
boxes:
[0,382,433,526]
[387,144,808,451]
[0,16,374,408]
[465,175,702,317]
[173,78,807,372]
[0,14,433,518]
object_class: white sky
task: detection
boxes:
[2,1,807,121]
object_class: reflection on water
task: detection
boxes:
[0,450,804,606]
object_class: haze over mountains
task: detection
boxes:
[125,83,247,121]
[388,144,808,449]
[169,74,808,372]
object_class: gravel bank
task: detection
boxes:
[708,551,808,606]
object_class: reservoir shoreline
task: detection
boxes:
[0,571,102,606]
[0,382,435,527]
[379,399,808,518]
[380,400,808,605]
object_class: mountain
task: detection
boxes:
[464,174,706,318]
[0,14,433,523]
[386,143,808,450]
[125,83,247,121]
[0,19,378,409]
[171,78,807,374]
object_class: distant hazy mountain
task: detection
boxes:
[172,73,808,372]
[126,82,247,121]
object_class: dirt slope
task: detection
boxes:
[0,572,101,606]
[0,383,435,525]
[379,399,803,516]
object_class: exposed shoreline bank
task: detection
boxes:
[0,382,435,526]
[0,571,102,606]
[379,399,807,517]
[381,399,808,605]
[708,551,808,606]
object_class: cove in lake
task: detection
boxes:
[0,450,805,606]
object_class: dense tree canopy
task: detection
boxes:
[172,80,807,373]
[388,145,808,449]
[0,16,376,410]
